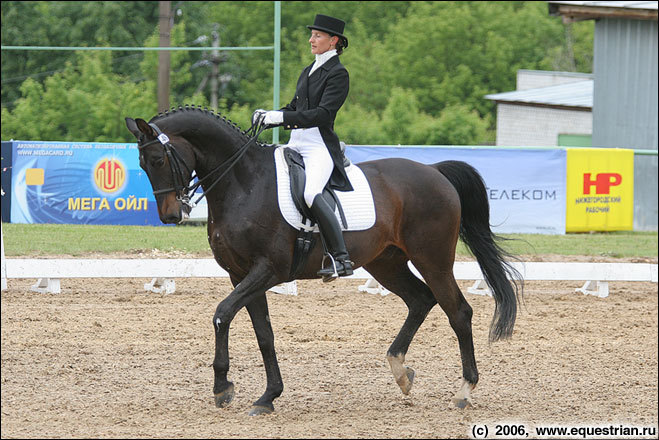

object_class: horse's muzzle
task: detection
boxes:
[159,194,191,224]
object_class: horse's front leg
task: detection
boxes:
[212,264,278,411]
[245,293,283,416]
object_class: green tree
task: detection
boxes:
[1,50,156,142]
[1,1,594,145]
[1,15,214,142]
[359,1,566,118]
[541,20,594,72]
[1,1,160,109]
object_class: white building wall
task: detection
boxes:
[495,104,592,147]
[516,70,593,91]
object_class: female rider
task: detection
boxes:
[254,14,353,281]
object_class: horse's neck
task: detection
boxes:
[194,132,273,198]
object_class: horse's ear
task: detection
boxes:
[135,118,155,136]
[125,117,141,139]
[126,117,156,140]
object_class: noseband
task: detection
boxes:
[138,120,268,208]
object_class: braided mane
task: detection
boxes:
[149,104,264,145]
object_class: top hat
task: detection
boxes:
[307,14,348,48]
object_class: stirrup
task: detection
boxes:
[318,254,353,282]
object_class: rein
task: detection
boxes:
[140,119,268,208]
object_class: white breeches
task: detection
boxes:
[285,128,334,208]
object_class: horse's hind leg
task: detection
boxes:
[410,258,478,408]
[364,247,437,395]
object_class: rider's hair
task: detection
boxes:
[334,36,346,55]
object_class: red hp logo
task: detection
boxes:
[583,173,622,195]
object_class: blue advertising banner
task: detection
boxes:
[345,146,567,234]
[10,140,163,225]
[1,141,13,223]
[8,140,567,233]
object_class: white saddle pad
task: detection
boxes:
[273,147,376,232]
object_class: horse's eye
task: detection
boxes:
[150,158,165,168]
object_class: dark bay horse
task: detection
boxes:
[125,106,522,416]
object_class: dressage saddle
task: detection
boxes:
[281,145,351,280]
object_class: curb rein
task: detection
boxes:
[138,119,269,210]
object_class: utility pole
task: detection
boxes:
[158,1,171,112]
[273,1,281,143]
[191,24,229,109]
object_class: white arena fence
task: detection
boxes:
[2,222,656,298]
[2,257,657,298]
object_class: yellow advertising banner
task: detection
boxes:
[566,148,634,232]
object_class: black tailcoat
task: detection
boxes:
[280,56,353,192]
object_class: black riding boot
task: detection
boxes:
[309,194,353,281]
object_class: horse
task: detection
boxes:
[125,105,522,416]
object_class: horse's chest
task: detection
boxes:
[206,220,230,262]
[207,222,252,275]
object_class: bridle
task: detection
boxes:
[138,119,268,209]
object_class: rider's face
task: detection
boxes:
[309,30,337,55]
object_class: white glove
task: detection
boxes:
[252,109,266,125]
[263,111,283,125]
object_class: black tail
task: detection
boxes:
[434,160,523,342]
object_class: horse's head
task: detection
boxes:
[125,117,196,224]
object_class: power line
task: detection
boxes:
[1,45,273,51]
[1,53,143,85]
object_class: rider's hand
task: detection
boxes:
[263,111,283,126]
[252,109,266,125]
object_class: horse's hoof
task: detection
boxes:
[249,404,274,416]
[399,367,415,395]
[214,383,235,408]
[451,397,473,409]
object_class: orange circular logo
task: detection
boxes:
[94,158,126,193]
